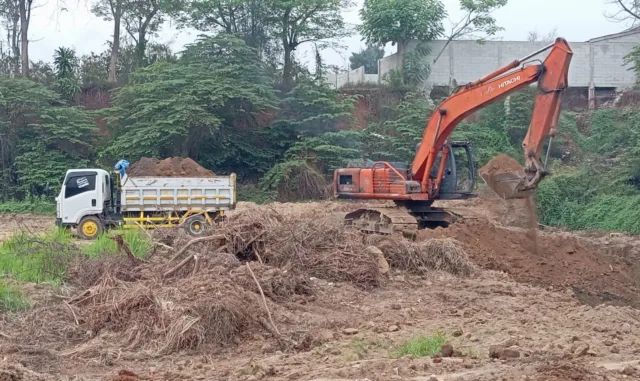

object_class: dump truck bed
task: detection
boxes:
[120,174,236,212]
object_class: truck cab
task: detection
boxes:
[56,169,114,238]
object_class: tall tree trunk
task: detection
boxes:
[283,44,293,89]
[18,0,29,77]
[11,15,19,76]
[108,0,122,84]
[135,29,146,68]
[397,39,406,70]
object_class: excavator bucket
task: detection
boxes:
[479,154,535,200]
[480,170,534,199]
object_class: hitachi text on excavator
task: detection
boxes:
[333,38,573,234]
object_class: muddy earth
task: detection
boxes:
[1,197,640,381]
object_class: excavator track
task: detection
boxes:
[344,207,418,235]
[343,205,482,235]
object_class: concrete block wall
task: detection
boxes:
[375,32,640,89]
[325,66,378,88]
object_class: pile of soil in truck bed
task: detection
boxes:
[127,157,216,177]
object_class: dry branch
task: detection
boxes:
[169,235,225,263]
[163,254,194,278]
[246,262,278,335]
[192,255,201,276]
[63,301,80,325]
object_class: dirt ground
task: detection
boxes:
[2,197,640,381]
[0,214,54,241]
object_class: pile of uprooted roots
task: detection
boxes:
[13,205,474,359]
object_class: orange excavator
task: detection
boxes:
[334,38,573,234]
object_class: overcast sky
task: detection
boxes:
[26,0,630,68]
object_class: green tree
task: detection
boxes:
[92,0,124,83]
[29,60,55,86]
[53,47,81,102]
[362,92,432,163]
[349,45,384,74]
[266,0,353,88]
[359,0,445,68]
[122,0,164,68]
[103,34,277,176]
[0,0,21,75]
[270,79,358,140]
[0,77,97,198]
[432,0,508,64]
[167,0,279,61]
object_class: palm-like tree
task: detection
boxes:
[53,47,78,79]
[53,47,81,102]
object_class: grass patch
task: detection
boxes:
[0,227,74,284]
[82,229,151,259]
[0,199,56,215]
[0,227,152,284]
[0,281,30,312]
[391,332,447,358]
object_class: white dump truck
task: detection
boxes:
[55,163,236,239]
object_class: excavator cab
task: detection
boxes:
[429,142,477,199]
[431,141,476,200]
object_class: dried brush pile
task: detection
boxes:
[215,206,382,289]
[370,237,473,276]
[45,206,383,357]
[55,260,315,358]
[0,361,53,381]
[12,205,475,361]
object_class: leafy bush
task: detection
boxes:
[536,167,640,234]
[261,160,328,202]
[0,198,56,215]
[237,183,276,204]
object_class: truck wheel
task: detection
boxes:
[185,215,207,237]
[78,216,104,240]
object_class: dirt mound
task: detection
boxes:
[479,153,524,175]
[532,363,603,381]
[127,157,216,177]
[419,220,640,307]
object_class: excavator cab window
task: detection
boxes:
[438,142,476,199]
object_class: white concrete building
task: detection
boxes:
[330,28,640,106]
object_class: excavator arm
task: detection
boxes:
[412,38,573,199]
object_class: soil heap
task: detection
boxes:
[479,153,524,176]
[127,157,216,178]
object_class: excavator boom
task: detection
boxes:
[413,38,573,199]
